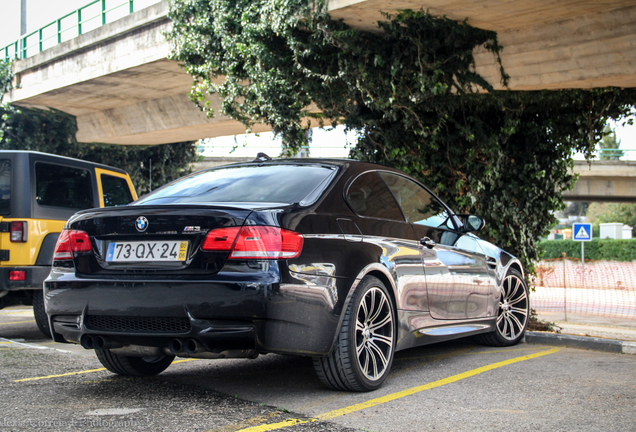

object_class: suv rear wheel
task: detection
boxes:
[32,290,51,338]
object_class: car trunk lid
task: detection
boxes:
[66,205,254,276]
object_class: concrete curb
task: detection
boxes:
[525,331,636,355]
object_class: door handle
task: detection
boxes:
[420,237,436,249]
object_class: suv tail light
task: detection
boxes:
[9,270,26,281]
[10,221,27,242]
[53,229,92,260]
[202,226,303,259]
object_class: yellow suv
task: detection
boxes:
[0,151,137,336]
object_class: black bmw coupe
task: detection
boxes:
[44,157,529,391]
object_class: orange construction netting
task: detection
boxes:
[532,259,636,320]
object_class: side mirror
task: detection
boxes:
[459,214,486,233]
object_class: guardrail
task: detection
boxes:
[574,148,636,161]
[596,148,633,159]
[2,0,160,61]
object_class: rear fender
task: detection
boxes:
[326,263,397,355]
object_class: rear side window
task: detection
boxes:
[36,163,93,210]
[0,160,10,215]
[101,174,133,206]
[379,172,453,229]
[346,172,404,221]
[134,164,337,205]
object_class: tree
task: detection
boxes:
[0,59,12,96]
[586,202,636,230]
[166,0,636,274]
[562,202,589,218]
[598,124,624,160]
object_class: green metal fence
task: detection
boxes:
[594,148,634,160]
[2,0,160,61]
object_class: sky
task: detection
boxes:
[2,0,635,159]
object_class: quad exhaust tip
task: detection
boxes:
[80,335,94,350]
[184,339,203,355]
[168,338,183,355]
[168,338,206,355]
[80,335,122,350]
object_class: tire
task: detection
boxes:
[32,290,52,338]
[95,349,174,377]
[313,276,396,392]
[475,268,529,347]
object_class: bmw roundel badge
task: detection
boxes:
[135,216,149,232]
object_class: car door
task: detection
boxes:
[345,171,429,311]
[378,172,496,320]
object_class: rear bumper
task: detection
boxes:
[44,266,350,356]
[0,265,50,291]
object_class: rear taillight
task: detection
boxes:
[9,270,26,281]
[202,226,303,259]
[53,230,92,260]
[201,227,241,251]
[10,221,27,242]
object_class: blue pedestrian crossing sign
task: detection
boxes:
[572,223,592,241]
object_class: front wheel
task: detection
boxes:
[95,349,174,377]
[313,276,396,392]
[475,268,529,347]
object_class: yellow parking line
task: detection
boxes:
[393,346,473,363]
[15,367,108,382]
[234,347,560,432]
[472,347,542,354]
[0,320,36,325]
[173,358,200,365]
[0,310,32,315]
[15,357,199,382]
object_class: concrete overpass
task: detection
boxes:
[566,160,636,202]
[3,0,636,145]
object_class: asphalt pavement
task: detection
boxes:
[1,306,635,432]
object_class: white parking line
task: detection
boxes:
[0,337,75,354]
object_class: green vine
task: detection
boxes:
[167,0,636,273]
[167,2,507,153]
[0,59,12,98]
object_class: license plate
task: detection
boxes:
[106,241,188,262]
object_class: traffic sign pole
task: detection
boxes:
[582,241,585,288]
[572,222,592,290]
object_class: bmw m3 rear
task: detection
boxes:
[45,158,528,391]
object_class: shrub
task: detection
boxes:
[539,238,636,261]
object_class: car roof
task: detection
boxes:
[212,157,402,173]
[0,150,129,174]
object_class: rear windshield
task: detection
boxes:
[134,164,337,205]
[0,160,10,215]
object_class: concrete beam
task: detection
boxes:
[6,3,262,144]
[564,161,636,202]
[11,3,173,107]
[5,0,636,145]
[75,88,271,144]
[473,5,636,90]
[328,0,636,90]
